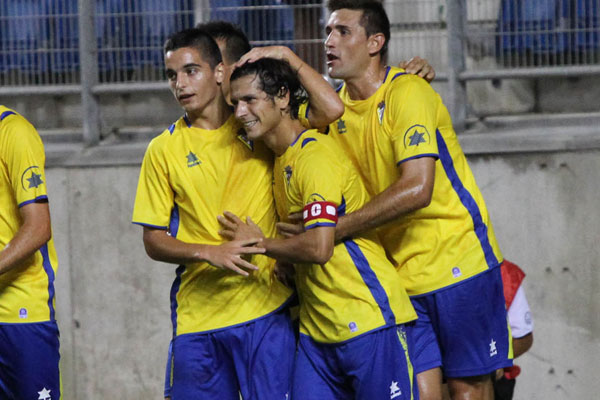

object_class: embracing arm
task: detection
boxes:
[0,201,52,275]
[335,157,435,241]
[237,46,344,128]
[142,226,264,276]
[262,226,335,265]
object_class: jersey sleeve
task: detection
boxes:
[386,76,440,166]
[507,285,534,338]
[297,101,312,129]
[294,139,342,230]
[132,138,174,229]
[1,116,48,207]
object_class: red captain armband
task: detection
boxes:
[303,201,338,225]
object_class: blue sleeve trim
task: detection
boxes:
[305,222,337,230]
[1,110,16,121]
[396,153,439,166]
[18,195,48,208]
[132,222,168,230]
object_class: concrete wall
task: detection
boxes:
[45,146,599,399]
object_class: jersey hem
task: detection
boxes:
[300,320,415,346]
[396,153,439,166]
[408,261,503,298]
[132,221,168,230]
[173,294,294,338]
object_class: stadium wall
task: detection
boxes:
[46,147,599,399]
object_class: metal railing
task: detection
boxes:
[1,0,599,143]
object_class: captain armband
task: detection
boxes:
[302,201,338,226]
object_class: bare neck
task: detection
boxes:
[187,95,232,130]
[264,117,306,156]
[344,62,388,101]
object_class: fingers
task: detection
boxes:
[288,212,303,222]
[276,222,304,237]
[235,237,264,247]
[237,245,266,254]
[218,229,235,240]
[234,256,260,272]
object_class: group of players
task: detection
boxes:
[0,1,519,399]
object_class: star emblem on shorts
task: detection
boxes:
[390,380,402,398]
[27,171,44,188]
[38,387,52,400]
[489,338,497,356]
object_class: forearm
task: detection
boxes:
[262,230,333,265]
[0,229,50,275]
[284,50,344,127]
[336,169,433,240]
[512,333,533,358]
[143,229,209,265]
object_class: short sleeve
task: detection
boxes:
[132,138,174,229]
[386,76,440,166]
[507,285,534,338]
[294,139,343,230]
[1,116,48,207]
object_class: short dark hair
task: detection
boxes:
[196,20,251,65]
[327,0,390,59]
[230,58,308,120]
[163,28,222,69]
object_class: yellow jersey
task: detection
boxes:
[329,67,503,296]
[274,129,416,343]
[0,106,58,323]
[133,114,292,335]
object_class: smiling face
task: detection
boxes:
[164,46,224,115]
[230,74,285,141]
[325,9,373,80]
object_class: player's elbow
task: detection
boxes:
[308,241,334,265]
[142,230,164,261]
[311,98,345,128]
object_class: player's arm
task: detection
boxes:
[237,46,344,128]
[142,226,264,276]
[0,201,51,275]
[219,212,335,265]
[398,56,436,83]
[335,157,435,241]
[513,332,533,358]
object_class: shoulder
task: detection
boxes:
[0,108,42,152]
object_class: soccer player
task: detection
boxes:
[296,1,511,399]
[224,57,419,400]
[0,106,61,399]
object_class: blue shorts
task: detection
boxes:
[409,267,512,378]
[167,308,295,400]
[293,324,419,400]
[0,321,61,399]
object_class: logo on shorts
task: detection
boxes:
[38,387,52,400]
[489,339,497,357]
[348,321,358,332]
[390,380,402,398]
[19,308,28,319]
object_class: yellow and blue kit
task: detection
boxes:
[329,67,511,377]
[275,129,417,399]
[0,106,61,399]
[132,114,294,399]
[329,66,504,296]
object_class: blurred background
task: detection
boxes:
[1,0,598,398]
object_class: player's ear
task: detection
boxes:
[214,62,225,85]
[276,86,290,111]
[367,33,385,56]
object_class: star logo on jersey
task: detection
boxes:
[489,339,497,357]
[186,151,201,167]
[237,129,254,150]
[20,166,44,191]
[284,165,293,186]
[390,381,402,399]
[337,119,347,134]
[377,101,386,124]
[38,387,52,400]
[403,125,430,148]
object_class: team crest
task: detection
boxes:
[403,124,430,148]
[377,101,385,124]
[20,166,44,190]
[337,119,347,134]
[237,129,254,151]
[186,151,201,167]
[284,165,293,186]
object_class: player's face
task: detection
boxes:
[325,9,371,80]
[164,47,223,114]
[230,74,282,141]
